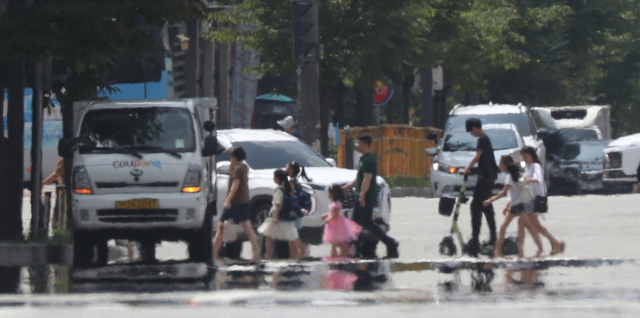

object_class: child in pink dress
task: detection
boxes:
[322,184,362,257]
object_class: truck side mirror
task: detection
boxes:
[58,138,76,158]
[216,161,231,175]
[326,158,337,167]
[203,121,215,133]
[427,131,439,142]
[425,147,438,156]
[202,135,218,157]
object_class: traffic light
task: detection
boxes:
[291,0,317,62]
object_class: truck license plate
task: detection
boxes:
[116,199,159,210]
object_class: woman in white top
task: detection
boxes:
[519,146,565,256]
[484,155,543,258]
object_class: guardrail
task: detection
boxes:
[336,125,442,177]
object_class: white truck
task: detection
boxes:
[603,133,640,193]
[57,98,219,267]
[531,105,611,139]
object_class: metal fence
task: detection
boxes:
[337,125,442,178]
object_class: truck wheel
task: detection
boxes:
[95,239,109,266]
[188,211,213,264]
[361,241,378,259]
[252,203,271,230]
[73,231,95,268]
[140,240,157,262]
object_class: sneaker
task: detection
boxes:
[383,241,400,259]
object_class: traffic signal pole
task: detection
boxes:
[291,0,320,147]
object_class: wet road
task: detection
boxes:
[6,193,640,317]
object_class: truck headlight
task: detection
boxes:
[73,166,93,195]
[182,165,202,193]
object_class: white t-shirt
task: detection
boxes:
[504,173,521,205]
[524,163,545,197]
[270,186,284,215]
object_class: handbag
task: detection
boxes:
[517,178,534,204]
[534,178,548,213]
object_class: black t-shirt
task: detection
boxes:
[476,133,498,182]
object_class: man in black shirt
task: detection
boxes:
[459,118,498,257]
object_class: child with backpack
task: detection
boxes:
[285,161,313,257]
[258,169,302,260]
[483,155,544,258]
[322,184,362,258]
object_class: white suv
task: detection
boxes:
[427,124,526,197]
[214,129,392,258]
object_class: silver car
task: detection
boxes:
[426,124,525,197]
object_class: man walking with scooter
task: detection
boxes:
[459,118,498,257]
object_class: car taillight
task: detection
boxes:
[182,165,202,193]
[73,166,93,195]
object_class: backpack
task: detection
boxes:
[294,183,312,216]
[517,178,534,204]
[277,188,300,221]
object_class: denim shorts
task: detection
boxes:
[220,203,251,224]
[523,202,535,214]
[510,203,526,215]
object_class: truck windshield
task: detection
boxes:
[443,129,520,152]
[446,113,534,136]
[562,142,608,162]
[79,107,196,153]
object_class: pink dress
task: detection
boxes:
[323,201,362,244]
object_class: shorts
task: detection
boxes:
[295,218,303,230]
[220,203,251,224]
[523,202,535,214]
[509,203,525,215]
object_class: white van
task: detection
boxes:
[58,98,218,266]
[603,133,640,192]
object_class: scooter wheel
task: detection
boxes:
[439,236,457,256]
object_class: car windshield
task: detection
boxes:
[559,129,599,141]
[443,129,520,152]
[562,142,608,162]
[216,140,331,169]
[446,113,534,136]
[79,107,195,153]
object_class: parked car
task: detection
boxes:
[603,133,640,193]
[443,103,546,169]
[547,140,610,195]
[426,124,525,197]
[215,129,392,258]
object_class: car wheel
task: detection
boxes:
[222,241,243,259]
[73,231,94,268]
[95,238,109,266]
[360,241,378,259]
[188,210,213,264]
[252,203,271,230]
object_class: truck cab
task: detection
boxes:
[58,98,218,267]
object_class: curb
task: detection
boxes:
[390,187,433,198]
[0,243,73,266]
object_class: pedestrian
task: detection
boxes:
[277,115,302,140]
[42,157,64,185]
[458,118,498,257]
[258,169,302,260]
[213,146,260,264]
[483,155,544,258]
[285,160,312,257]
[343,133,399,259]
[322,184,362,258]
[518,146,565,256]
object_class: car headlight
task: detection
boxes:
[182,165,202,193]
[73,166,93,195]
[433,162,457,174]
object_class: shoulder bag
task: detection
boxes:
[534,177,548,213]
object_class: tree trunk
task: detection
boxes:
[0,67,8,238]
[434,84,451,129]
[402,75,414,124]
[385,97,395,124]
[4,60,25,240]
[355,88,374,127]
[319,85,332,157]
[333,81,348,127]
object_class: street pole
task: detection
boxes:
[420,68,433,127]
[292,0,320,146]
[30,61,44,239]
